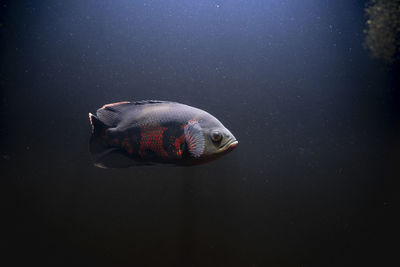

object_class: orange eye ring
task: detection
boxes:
[211,130,222,143]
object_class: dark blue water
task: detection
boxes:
[1,1,398,266]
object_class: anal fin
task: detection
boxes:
[93,148,135,168]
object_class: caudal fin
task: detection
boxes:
[88,112,134,168]
[88,112,109,156]
[89,113,106,134]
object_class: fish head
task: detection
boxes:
[202,123,238,156]
[183,113,238,164]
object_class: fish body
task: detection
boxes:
[88,100,237,168]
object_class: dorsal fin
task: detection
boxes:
[101,101,131,109]
[100,100,170,109]
[131,100,170,105]
[96,101,133,127]
[96,100,175,127]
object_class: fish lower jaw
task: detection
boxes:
[228,140,238,150]
[216,140,238,154]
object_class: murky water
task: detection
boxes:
[1,1,398,266]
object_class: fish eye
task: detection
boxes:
[211,130,222,143]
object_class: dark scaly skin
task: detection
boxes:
[102,120,188,164]
[161,122,187,159]
[98,102,201,165]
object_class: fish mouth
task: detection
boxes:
[228,140,238,150]
[219,139,238,153]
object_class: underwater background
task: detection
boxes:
[1,0,398,266]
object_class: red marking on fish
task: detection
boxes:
[174,134,186,157]
[121,136,133,154]
[101,101,130,109]
[111,138,119,145]
[139,126,168,158]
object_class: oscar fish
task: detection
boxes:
[88,100,238,168]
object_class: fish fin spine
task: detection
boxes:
[89,112,107,135]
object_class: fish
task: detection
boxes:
[88,100,238,168]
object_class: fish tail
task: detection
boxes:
[88,112,110,158]
[88,113,133,168]
[89,112,107,136]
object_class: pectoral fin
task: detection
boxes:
[184,121,205,158]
